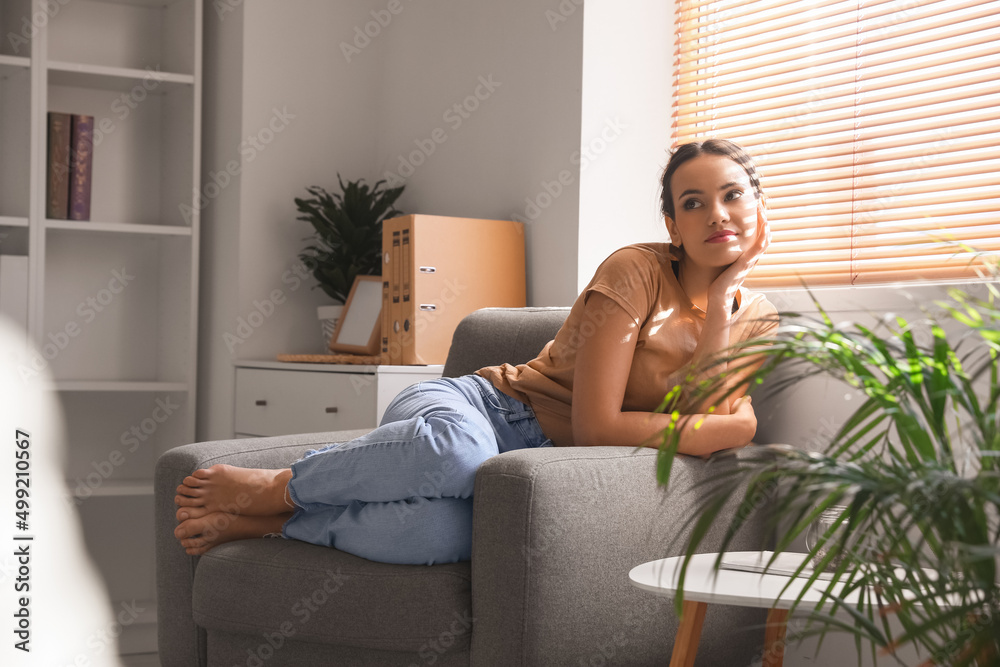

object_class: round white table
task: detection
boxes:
[629,551,851,667]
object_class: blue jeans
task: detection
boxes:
[281,374,552,564]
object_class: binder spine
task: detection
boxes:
[389,230,401,363]
[380,277,390,363]
[401,227,412,362]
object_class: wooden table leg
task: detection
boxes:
[670,600,708,667]
[763,608,790,667]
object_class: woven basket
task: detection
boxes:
[276,353,380,365]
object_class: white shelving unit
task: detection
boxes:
[1,0,201,657]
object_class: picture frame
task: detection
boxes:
[329,275,383,355]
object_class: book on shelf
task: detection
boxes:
[68,114,94,221]
[46,112,71,220]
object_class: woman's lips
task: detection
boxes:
[705,230,738,243]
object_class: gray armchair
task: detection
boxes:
[155,307,770,666]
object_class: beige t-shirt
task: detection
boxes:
[476,243,779,447]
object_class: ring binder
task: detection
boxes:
[381,215,526,364]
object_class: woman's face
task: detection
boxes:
[666,154,758,270]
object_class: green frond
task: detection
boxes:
[294,176,405,303]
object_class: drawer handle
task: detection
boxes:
[255,400,267,406]
[325,407,339,414]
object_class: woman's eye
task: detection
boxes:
[682,199,702,210]
[726,189,744,201]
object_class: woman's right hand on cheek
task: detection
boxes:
[710,204,770,305]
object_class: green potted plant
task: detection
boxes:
[655,261,1000,665]
[295,175,404,347]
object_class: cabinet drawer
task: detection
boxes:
[235,368,377,437]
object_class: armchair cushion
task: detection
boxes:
[470,445,769,666]
[192,540,471,653]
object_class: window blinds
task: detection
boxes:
[673,0,1000,286]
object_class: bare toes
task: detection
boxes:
[184,472,210,486]
[176,484,202,498]
[175,495,203,508]
[176,506,210,522]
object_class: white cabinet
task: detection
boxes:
[0,0,201,657]
[234,362,445,438]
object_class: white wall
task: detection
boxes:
[198,0,385,440]
[578,0,674,292]
[237,0,384,357]
[371,0,585,307]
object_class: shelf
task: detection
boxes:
[47,75,195,227]
[48,61,194,94]
[71,479,154,498]
[46,219,193,236]
[0,54,28,69]
[60,391,192,493]
[0,0,33,60]
[53,381,188,391]
[44,233,193,382]
[48,0,196,76]
[0,216,28,227]
[96,0,187,8]
[0,54,30,219]
[77,496,157,619]
[115,597,158,656]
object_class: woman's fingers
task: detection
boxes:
[757,203,770,251]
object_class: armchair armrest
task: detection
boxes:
[469,445,774,667]
[154,429,372,667]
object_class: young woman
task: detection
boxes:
[173,139,779,565]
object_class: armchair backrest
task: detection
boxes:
[442,307,571,378]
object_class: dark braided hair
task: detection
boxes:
[659,139,763,221]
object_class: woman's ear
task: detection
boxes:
[665,216,681,247]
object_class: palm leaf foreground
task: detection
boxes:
[654,270,1000,666]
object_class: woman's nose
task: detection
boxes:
[707,198,730,225]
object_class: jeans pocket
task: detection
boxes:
[473,377,509,414]
[510,412,551,448]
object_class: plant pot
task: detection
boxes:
[317,305,344,350]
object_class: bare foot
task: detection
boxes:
[174,464,293,516]
[174,511,292,556]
